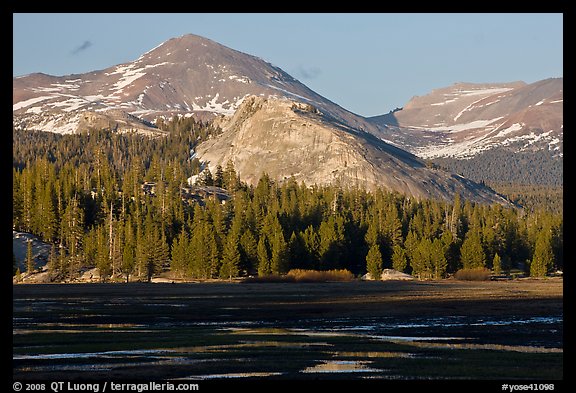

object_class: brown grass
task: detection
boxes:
[287,269,354,282]
[454,267,492,281]
[242,269,354,283]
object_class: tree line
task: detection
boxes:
[12,121,563,281]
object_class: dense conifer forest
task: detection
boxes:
[12,118,563,282]
[433,147,563,187]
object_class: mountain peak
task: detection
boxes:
[13,34,509,202]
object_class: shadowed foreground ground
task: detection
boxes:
[13,279,563,380]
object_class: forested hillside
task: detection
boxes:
[433,147,562,187]
[12,120,563,282]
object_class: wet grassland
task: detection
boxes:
[13,279,563,380]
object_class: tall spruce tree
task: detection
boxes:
[531,230,554,277]
[220,231,241,280]
[26,239,34,274]
[493,252,502,275]
[391,245,408,273]
[257,237,271,276]
[366,244,383,280]
[460,230,486,269]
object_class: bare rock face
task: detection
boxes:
[197,96,507,204]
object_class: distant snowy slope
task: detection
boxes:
[370,78,563,159]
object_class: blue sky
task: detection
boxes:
[13,13,563,117]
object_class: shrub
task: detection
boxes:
[286,269,354,282]
[242,274,295,283]
[242,269,355,283]
[454,268,491,281]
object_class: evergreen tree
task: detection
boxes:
[318,215,345,270]
[189,218,219,279]
[96,226,111,281]
[223,159,239,191]
[239,230,258,275]
[364,215,381,246]
[301,225,320,268]
[13,251,18,276]
[450,194,462,240]
[460,230,486,269]
[135,225,147,280]
[122,242,136,282]
[403,230,419,273]
[13,169,23,230]
[531,230,554,277]
[21,168,34,233]
[61,196,85,276]
[270,231,289,274]
[366,244,383,280]
[431,238,448,279]
[214,165,224,188]
[220,231,241,280]
[391,245,408,273]
[47,243,58,278]
[120,219,136,282]
[170,229,189,278]
[257,237,271,276]
[493,252,502,275]
[288,231,308,270]
[39,182,58,242]
[411,238,433,279]
[26,239,34,274]
[196,167,214,186]
[148,230,170,281]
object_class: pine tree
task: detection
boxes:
[47,243,58,278]
[531,230,554,277]
[170,229,189,278]
[257,237,271,276]
[122,243,135,282]
[220,231,241,280]
[13,169,23,230]
[214,165,224,188]
[96,226,111,282]
[364,215,381,247]
[239,230,258,275]
[288,231,308,270]
[366,244,383,280]
[189,218,219,279]
[450,194,462,240]
[39,182,58,242]
[318,216,345,270]
[301,225,320,269]
[431,238,448,279]
[26,239,34,274]
[13,252,18,276]
[223,159,239,191]
[411,238,433,279]
[135,225,147,280]
[403,230,419,272]
[21,168,34,233]
[382,203,402,249]
[391,245,407,273]
[270,231,289,274]
[148,230,170,281]
[196,167,214,186]
[493,252,502,275]
[61,196,85,277]
[460,230,486,269]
